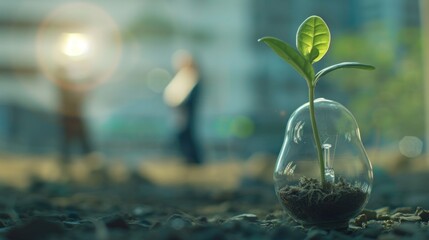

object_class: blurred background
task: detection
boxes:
[0,0,427,190]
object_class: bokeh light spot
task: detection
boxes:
[398,136,423,158]
[61,33,90,57]
[36,2,122,92]
[231,116,255,138]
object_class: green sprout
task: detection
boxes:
[259,15,375,187]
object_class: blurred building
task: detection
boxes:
[0,0,423,161]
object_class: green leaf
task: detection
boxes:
[296,15,330,63]
[259,36,314,83]
[308,48,319,64]
[314,62,375,84]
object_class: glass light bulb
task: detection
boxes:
[274,98,373,229]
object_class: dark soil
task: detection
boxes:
[0,165,428,239]
[278,177,367,228]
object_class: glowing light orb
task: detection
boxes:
[36,2,122,92]
[61,33,90,57]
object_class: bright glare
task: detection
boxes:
[61,33,90,57]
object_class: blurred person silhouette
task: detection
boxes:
[55,66,94,164]
[163,50,203,165]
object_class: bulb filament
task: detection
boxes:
[323,143,335,183]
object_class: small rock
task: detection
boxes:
[391,213,421,222]
[66,212,81,221]
[354,214,368,227]
[138,219,152,228]
[196,216,208,224]
[133,206,154,216]
[415,207,429,222]
[361,209,377,220]
[63,220,81,229]
[70,220,94,231]
[104,215,129,230]
[347,224,362,231]
[228,213,258,222]
[399,215,421,222]
[208,216,225,224]
[260,219,280,229]
[376,207,390,216]
[382,219,396,229]
[390,212,404,220]
[167,214,193,230]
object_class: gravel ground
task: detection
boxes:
[0,162,427,240]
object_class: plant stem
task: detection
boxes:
[308,86,326,187]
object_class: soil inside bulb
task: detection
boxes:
[278,177,367,229]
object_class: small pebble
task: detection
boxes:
[167,214,193,230]
[196,216,208,224]
[399,215,421,222]
[354,214,367,227]
[390,212,402,220]
[139,219,152,227]
[104,216,129,230]
[133,206,154,216]
[391,213,421,222]
[66,212,81,221]
[376,207,390,216]
[382,219,396,229]
[361,209,377,220]
[415,207,429,222]
[228,213,258,222]
[63,221,80,228]
[208,216,225,224]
